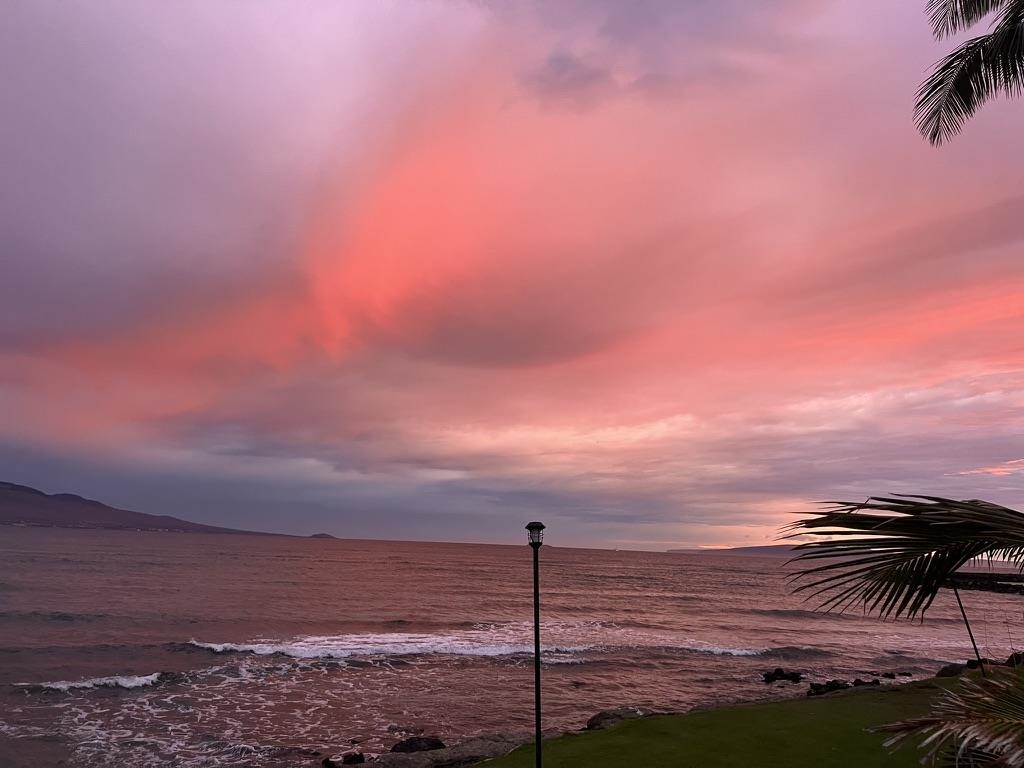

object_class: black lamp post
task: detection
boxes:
[525,521,545,768]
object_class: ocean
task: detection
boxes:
[1,527,1020,767]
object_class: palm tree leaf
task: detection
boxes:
[878,669,1024,766]
[784,496,1024,620]
[915,8,1024,144]
[925,0,1014,38]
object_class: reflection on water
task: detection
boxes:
[1,528,1020,766]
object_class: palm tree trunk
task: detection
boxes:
[954,585,986,678]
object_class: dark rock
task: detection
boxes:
[323,759,340,768]
[851,678,880,687]
[807,679,852,697]
[585,707,655,730]
[881,672,896,679]
[898,671,913,677]
[966,658,995,669]
[1007,652,1024,667]
[341,753,365,764]
[369,732,531,768]
[762,667,802,684]
[946,572,1024,595]
[936,663,965,678]
[390,737,446,753]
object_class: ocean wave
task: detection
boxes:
[543,653,588,665]
[185,637,784,661]
[187,636,593,660]
[759,645,835,659]
[748,608,965,626]
[179,620,841,665]
[0,610,108,622]
[16,671,174,693]
[749,608,848,620]
[701,646,765,656]
[584,642,832,658]
[621,643,767,657]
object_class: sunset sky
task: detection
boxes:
[3,1,1023,549]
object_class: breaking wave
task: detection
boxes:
[183,623,800,661]
[187,635,593,659]
[16,672,174,693]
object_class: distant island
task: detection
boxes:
[309,532,337,539]
[0,481,273,535]
[669,544,797,557]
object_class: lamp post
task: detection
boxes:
[525,521,545,768]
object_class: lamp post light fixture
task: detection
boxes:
[525,521,545,768]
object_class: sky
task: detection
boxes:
[2,1,1023,549]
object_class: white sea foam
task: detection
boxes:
[21,672,164,692]
[187,622,772,661]
[703,646,765,656]
[0,721,54,738]
[188,632,592,659]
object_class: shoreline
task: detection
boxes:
[320,655,1016,767]
[0,677,884,768]
[0,664,979,768]
[315,669,941,767]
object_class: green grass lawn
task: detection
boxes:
[481,680,953,767]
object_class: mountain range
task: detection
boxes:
[0,481,267,535]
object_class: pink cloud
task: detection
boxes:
[3,1,1024,546]
[958,460,1024,478]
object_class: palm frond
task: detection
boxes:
[925,0,1012,39]
[784,495,1024,619]
[878,669,1024,766]
[915,8,1024,144]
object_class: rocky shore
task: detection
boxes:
[6,659,1000,768]
[321,733,532,768]
[316,708,671,768]
[310,661,982,768]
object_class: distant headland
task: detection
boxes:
[0,480,274,535]
[668,544,797,557]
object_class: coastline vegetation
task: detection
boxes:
[915,0,1024,144]
[786,495,1024,764]
[481,680,954,767]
